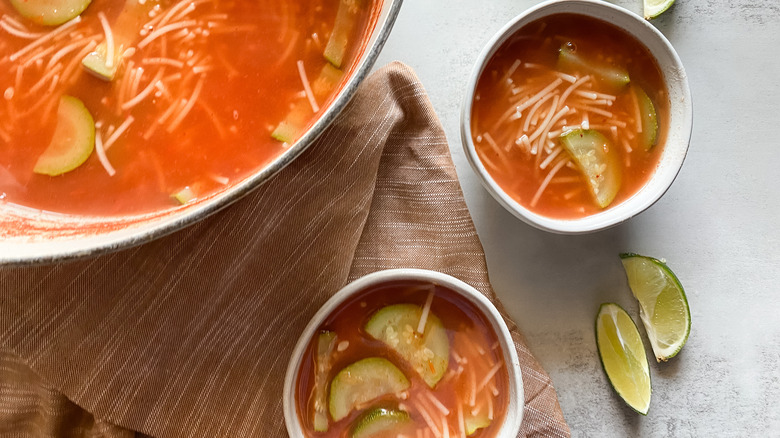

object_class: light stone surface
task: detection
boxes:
[375,1,780,436]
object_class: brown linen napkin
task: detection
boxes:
[0,62,570,438]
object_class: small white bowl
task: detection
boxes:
[461,0,692,234]
[283,268,524,437]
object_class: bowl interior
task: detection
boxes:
[283,268,524,437]
[0,0,403,265]
[461,0,692,234]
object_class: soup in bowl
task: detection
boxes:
[0,0,401,264]
[461,0,692,234]
[283,269,524,437]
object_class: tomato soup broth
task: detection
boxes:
[0,0,376,216]
[296,280,509,437]
[471,13,669,219]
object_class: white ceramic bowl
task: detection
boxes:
[283,268,524,437]
[461,0,692,234]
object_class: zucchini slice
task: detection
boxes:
[82,0,160,80]
[271,64,343,144]
[34,95,95,176]
[364,304,450,388]
[328,357,410,422]
[271,100,311,144]
[10,0,91,26]
[81,44,119,81]
[171,186,196,204]
[271,64,344,145]
[350,407,412,438]
[558,43,630,91]
[634,85,658,150]
[312,63,344,98]
[559,129,622,208]
[465,411,491,436]
[324,0,361,68]
[313,331,338,432]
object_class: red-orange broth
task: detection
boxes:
[295,280,510,437]
[0,0,377,216]
[471,13,669,219]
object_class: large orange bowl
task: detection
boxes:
[0,0,403,265]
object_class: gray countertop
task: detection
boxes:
[375,0,780,436]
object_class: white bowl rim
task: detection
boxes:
[282,268,524,437]
[460,0,693,234]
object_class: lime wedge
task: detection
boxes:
[596,303,652,415]
[620,253,691,361]
[644,0,675,19]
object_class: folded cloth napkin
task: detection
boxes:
[0,62,570,437]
